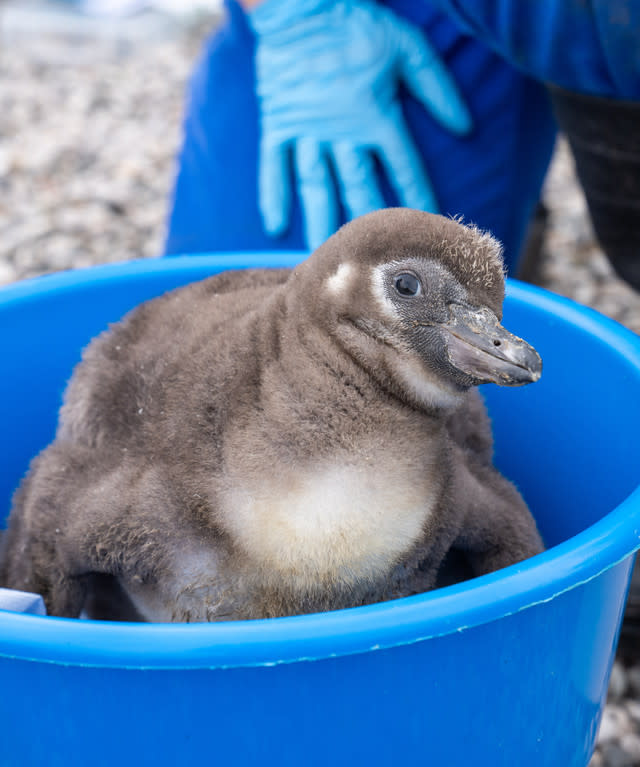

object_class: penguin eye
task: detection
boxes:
[393,272,422,297]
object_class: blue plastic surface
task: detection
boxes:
[1,255,640,766]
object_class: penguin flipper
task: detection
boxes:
[448,441,545,575]
[2,441,177,619]
[1,445,103,617]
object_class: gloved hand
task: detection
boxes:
[247,0,472,250]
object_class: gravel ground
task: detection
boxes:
[1,10,640,766]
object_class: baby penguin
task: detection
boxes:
[0,209,544,622]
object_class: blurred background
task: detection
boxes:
[0,0,222,281]
[2,2,640,765]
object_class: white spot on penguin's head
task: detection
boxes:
[325,263,354,295]
[371,265,399,320]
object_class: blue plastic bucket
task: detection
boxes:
[1,254,640,767]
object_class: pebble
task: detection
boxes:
[628,667,640,699]
[627,700,640,725]
[598,706,633,744]
[609,663,629,702]
[1,17,640,767]
[620,733,640,762]
[599,742,637,767]
[0,261,17,285]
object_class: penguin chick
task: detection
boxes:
[0,209,544,622]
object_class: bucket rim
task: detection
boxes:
[1,255,640,670]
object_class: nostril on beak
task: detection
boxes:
[493,340,501,347]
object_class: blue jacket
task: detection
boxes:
[430,0,640,98]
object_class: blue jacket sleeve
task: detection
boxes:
[428,0,640,99]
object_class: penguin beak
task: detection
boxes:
[441,304,542,386]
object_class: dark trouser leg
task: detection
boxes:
[549,86,640,290]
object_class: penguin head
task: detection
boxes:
[294,209,542,410]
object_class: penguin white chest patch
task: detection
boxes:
[223,454,439,585]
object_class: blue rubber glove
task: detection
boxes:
[428,0,640,99]
[247,0,472,250]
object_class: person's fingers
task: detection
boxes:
[259,139,291,237]
[377,110,440,212]
[392,16,472,135]
[295,137,338,250]
[332,142,386,220]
